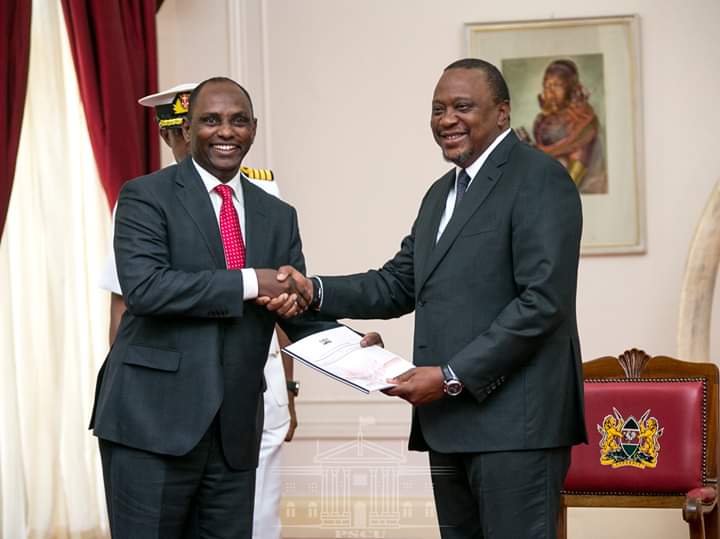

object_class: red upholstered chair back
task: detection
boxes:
[557,350,720,539]
[564,378,706,494]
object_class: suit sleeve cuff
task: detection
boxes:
[446,363,460,382]
[241,268,258,300]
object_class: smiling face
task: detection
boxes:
[431,68,509,169]
[183,80,257,182]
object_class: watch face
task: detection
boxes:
[444,380,463,396]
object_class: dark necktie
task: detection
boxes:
[214,184,246,269]
[454,169,471,210]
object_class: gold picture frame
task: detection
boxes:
[467,16,645,255]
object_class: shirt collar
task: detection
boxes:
[192,158,244,200]
[458,128,512,183]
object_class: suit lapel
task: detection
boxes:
[414,169,454,285]
[174,159,226,268]
[417,131,518,292]
[241,177,270,268]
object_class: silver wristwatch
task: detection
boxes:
[441,364,463,396]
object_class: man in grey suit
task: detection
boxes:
[269,59,586,538]
[91,77,338,538]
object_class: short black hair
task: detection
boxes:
[444,58,510,104]
[187,76,255,119]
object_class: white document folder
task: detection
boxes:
[282,326,413,393]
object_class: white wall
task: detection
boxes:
[157,1,720,537]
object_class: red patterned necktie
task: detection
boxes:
[214,184,246,269]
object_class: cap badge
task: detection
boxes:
[172,92,191,115]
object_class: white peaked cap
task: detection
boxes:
[138,83,199,107]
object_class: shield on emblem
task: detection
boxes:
[621,416,640,458]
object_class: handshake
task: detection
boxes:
[256,266,441,406]
[255,266,314,318]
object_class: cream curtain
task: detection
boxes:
[0,0,112,537]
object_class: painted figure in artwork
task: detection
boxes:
[519,59,608,194]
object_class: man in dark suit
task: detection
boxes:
[270,59,586,538]
[91,77,339,539]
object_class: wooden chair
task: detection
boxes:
[558,349,719,538]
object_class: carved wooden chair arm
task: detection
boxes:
[684,486,717,516]
[683,485,717,539]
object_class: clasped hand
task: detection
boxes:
[255,266,313,318]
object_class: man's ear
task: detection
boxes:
[182,118,191,143]
[497,100,510,129]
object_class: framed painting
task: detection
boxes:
[466,16,645,255]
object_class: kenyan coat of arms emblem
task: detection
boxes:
[598,408,663,469]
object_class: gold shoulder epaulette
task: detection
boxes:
[241,166,274,181]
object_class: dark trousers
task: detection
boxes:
[429,447,571,539]
[99,420,255,539]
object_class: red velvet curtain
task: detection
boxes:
[0,0,32,240]
[60,0,159,208]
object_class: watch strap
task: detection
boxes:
[286,380,300,396]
